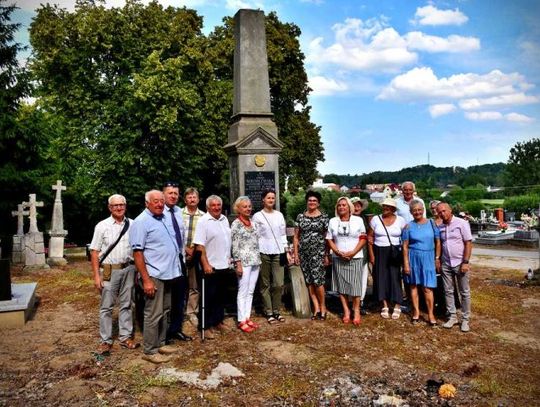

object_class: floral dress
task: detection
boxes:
[295,212,329,286]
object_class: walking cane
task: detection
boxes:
[201,271,206,342]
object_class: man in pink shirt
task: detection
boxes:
[436,203,473,332]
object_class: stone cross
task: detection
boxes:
[22,194,44,234]
[52,180,66,202]
[11,204,29,236]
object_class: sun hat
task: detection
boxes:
[350,197,369,211]
[381,198,397,208]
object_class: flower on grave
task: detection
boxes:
[499,221,508,232]
[438,383,457,399]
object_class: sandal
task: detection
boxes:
[429,320,438,327]
[120,339,140,349]
[411,317,420,325]
[353,317,361,326]
[319,312,327,321]
[274,313,285,323]
[392,307,402,320]
[342,316,350,324]
[311,312,321,320]
[380,307,390,319]
[266,314,278,324]
[98,342,112,355]
[246,319,259,329]
[238,321,254,333]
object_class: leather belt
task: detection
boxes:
[102,261,133,272]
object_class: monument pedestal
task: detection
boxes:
[11,235,25,264]
[47,235,67,266]
[24,232,49,270]
[0,282,37,328]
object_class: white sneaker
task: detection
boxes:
[460,320,470,332]
[443,317,459,329]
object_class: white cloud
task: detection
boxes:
[405,32,479,53]
[412,5,468,26]
[464,111,503,121]
[307,17,480,74]
[309,75,348,96]
[505,113,535,123]
[464,111,535,123]
[225,0,264,10]
[378,67,535,101]
[429,103,456,118]
[459,93,539,110]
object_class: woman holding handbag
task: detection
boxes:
[368,198,407,320]
[253,189,288,324]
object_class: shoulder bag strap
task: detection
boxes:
[99,218,130,265]
[379,215,393,246]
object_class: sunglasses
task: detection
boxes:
[163,181,179,188]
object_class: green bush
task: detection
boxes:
[503,194,540,216]
[463,201,486,217]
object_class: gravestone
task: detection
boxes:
[22,194,49,270]
[224,9,284,211]
[47,180,68,266]
[11,203,29,264]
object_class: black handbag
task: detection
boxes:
[379,216,402,264]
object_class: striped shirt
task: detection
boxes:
[89,216,132,264]
[181,207,205,248]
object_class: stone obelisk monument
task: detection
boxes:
[47,180,68,266]
[224,9,284,212]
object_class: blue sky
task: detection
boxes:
[13,0,540,176]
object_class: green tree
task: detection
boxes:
[505,138,540,192]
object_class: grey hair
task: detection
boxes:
[206,194,223,208]
[409,199,424,212]
[402,181,416,190]
[184,187,199,197]
[108,194,126,205]
[145,190,164,203]
[429,200,441,208]
[233,196,251,214]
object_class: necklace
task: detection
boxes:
[238,216,251,227]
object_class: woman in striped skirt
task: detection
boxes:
[326,197,367,325]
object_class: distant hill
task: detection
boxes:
[323,163,506,188]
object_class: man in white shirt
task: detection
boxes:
[90,194,138,354]
[193,195,231,339]
[396,181,426,223]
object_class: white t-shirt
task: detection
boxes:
[252,209,288,254]
[192,213,231,270]
[370,215,407,246]
[326,215,366,259]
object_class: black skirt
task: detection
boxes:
[373,245,402,304]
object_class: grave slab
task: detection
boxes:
[0,282,37,328]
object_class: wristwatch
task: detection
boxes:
[462,259,469,264]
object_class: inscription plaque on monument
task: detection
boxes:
[244,171,275,212]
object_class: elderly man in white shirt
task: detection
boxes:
[396,181,426,223]
[193,195,231,339]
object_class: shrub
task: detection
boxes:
[504,194,540,216]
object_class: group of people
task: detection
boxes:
[90,185,288,363]
[89,180,473,364]
[293,182,472,333]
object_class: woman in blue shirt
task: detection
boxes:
[402,199,441,326]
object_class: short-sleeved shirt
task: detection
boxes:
[129,208,181,280]
[193,212,231,270]
[396,196,426,223]
[402,219,440,251]
[89,216,132,264]
[370,215,407,246]
[231,219,261,266]
[438,216,472,267]
[252,210,287,254]
[326,216,366,259]
[182,207,205,248]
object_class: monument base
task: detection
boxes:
[24,232,47,267]
[47,257,67,266]
[0,282,37,328]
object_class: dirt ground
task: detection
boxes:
[0,249,539,406]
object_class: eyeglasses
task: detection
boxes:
[163,181,179,188]
[110,204,126,208]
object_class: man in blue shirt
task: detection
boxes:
[130,190,182,363]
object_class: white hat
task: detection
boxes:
[381,198,397,209]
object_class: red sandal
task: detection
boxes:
[238,321,254,333]
[246,319,259,329]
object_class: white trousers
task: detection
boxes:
[236,265,260,323]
